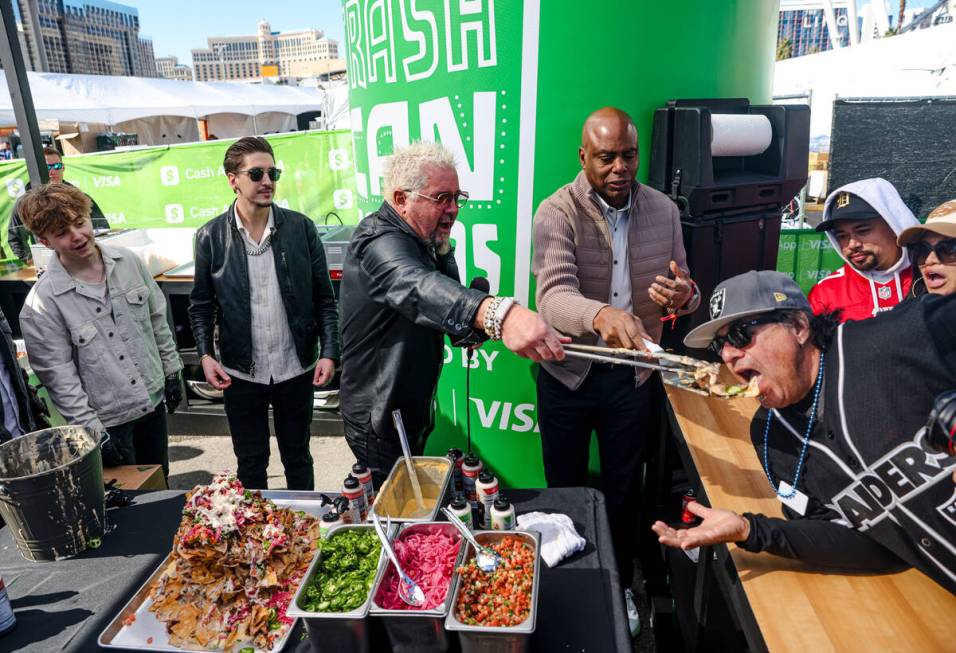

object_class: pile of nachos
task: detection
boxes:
[147,474,320,651]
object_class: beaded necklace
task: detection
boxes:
[761,352,825,499]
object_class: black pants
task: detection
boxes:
[343,416,428,489]
[108,402,169,479]
[222,371,315,491]
[537,364,652,587]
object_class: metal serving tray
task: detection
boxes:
[369,521,467,653]
[286,523,388,653]
[98,490,339,653]
[371,456,453,524]
[444,530,542,653]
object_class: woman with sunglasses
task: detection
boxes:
[898,199,956,297]
[651,270,956,594]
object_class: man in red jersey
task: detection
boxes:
[809,178,920,322]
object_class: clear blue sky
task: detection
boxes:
[132,0,940,64]
[129,1,346,63]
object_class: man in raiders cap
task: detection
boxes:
[808,178,920,322]
[652,270,956,593]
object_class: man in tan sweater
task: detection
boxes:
[532,107,700,606]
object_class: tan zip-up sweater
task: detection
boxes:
[532,171,694,390]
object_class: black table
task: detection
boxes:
[0,487,630,652]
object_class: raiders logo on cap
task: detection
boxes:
[709,288,726,319]
[837,192,851,208]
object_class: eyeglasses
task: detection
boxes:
[47,162,64,171]
[708,313,787,355]
[911,238,956,266]
[409,190,469,208]
[237,167,281,182]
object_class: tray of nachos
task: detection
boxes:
[99,475,337,652]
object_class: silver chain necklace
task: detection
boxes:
[245,231,273,256]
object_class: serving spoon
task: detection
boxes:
[441,506,500,573]
[370,511,425,608]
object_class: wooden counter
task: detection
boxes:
[665,384,956,652]
[0,266,38,283]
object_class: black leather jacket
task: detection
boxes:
[187,202,340,376]
[339,202,487,443]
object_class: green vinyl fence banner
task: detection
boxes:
[342,0,780,486]
[0,129,359,257]
[776,229,844,294]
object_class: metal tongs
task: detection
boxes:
[563,343,701,373]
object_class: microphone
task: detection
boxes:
[465,277,489,455]
[469,276,490,293]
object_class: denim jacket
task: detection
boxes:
[20,244,182,433]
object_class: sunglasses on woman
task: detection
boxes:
[911,238,956,266]
[237,167,281,182]
[708,313,788,355]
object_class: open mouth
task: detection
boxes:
[924,268,948,289]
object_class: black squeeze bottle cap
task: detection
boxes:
[450,494,468,510]
[463,454,480,466]
[352,463,369,475]
[343,475,360,489]
[321,510,341,522]
[478,470,494,483]
[493,495,511,510]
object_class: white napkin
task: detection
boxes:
[517,511,586,567]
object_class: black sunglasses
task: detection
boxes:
[47,162,64,171]
[237,167,281,182]
[911,238,956,266]
[708,313,788,355]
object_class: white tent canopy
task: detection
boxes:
[0,72,328,126]
[774,22,956,148]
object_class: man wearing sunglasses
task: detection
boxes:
[188,136,339,491]
[808,178,919,322]
[7,146,110,263]
[339,141,566,487]
[898,199,956,298]
[651,270,956,594]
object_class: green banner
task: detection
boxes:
[343,0,781,487]
[776,229,844,294]
[0,130,359,257]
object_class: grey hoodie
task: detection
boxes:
[821,177,920,286]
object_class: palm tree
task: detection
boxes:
[898,0,907,32]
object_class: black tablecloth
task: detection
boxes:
[0,487,630,652]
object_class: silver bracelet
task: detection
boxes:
[483,296,504,340]
[492,297,516,340]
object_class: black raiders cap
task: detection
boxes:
[684,270,811,349]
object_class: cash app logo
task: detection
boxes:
[160,165,180,186]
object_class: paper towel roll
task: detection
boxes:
[710,114,772,157]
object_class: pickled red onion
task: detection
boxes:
[375,527,461,610]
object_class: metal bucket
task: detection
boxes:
[0,425,105,561]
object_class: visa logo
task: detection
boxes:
[92,175,121,188]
